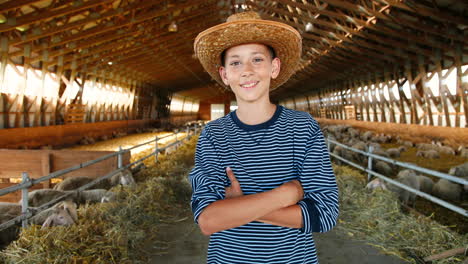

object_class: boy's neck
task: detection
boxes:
[235,100,277,125]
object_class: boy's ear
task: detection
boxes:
[271,57,281,79]
[219,67,229,86]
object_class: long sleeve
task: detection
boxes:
[296,116,339,234]
[189,127,227,224]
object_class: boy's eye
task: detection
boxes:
[253,58,264,62]
[229,61,240,66]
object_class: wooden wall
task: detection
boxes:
[198,94,234,121]
[0,149,130,202]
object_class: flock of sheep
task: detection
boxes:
[0,169,136,248]
[322,124,468,206]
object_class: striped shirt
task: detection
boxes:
[189,105,339,264]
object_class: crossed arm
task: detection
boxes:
[197,167,304,236]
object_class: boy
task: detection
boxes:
[190,11,339,264]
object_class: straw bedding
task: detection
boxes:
[1,135,466,263]
[334,165,467,263]
[0,136,197,264]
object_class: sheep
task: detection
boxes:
[368,142,381,150]
[21,188,118,208]
[448,162,468,177]
[372,134,391,144]
[416,150,440,159]
[388,169,420,206]
[332,145,355,165]
[458,146,468,158]
[54,169,135,191]
[438,145,455,155]
[386,148,402,158]
[371,148,389,158]
[30,200,78,227]
[21,189,79,207]
[348,128,360,139]
[351,141,367,152]
[0,201,77,248]
[361,131,374,141]
[366,178,387,191]
[402,141,413,148]
[432,179,462,202]
[416,143,439,151]
[374,161,393,176]
[417,175,434,194]
[76,189,116,204]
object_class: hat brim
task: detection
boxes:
[194,19,302,91]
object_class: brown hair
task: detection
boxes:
[220,44,276,67]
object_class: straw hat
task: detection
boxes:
[194,11,302,91]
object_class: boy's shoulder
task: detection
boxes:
[200,113,232,138]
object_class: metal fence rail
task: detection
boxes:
[0,123,204,231]
[326,137,468,217]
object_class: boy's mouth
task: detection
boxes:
[240,81,259,89]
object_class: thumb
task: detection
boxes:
[226,167,237,184]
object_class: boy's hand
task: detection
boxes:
[278,180,304,207]
[225,167,243,198]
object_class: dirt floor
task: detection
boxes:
[149,218,408,264]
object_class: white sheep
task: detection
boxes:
[417,175,434,194]
[386,148,402,158]
[389,169,420,206]
[30,200,78,228]
[54,169,135,191]
[374,160,393,176]
[416,143,439,151]
[416,150,440,159]
[432,179,462,202]
[360,131,374,142]
[448,162,468,178]
[366,178,387,191]
[458,146,468,158]
[438,145,455,155]
[76,189,116,204]
[22,188,117,207]
[21,189,79,207]
[0,201,77,248]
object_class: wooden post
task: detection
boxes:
[41,152,51,188]
[21,172,30,228]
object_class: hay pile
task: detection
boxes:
[0,136,198,264]
[334,165,468,263]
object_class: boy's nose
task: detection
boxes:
[241,63,254,77]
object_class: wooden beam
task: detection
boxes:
[11,0,214,57]
[9,0,166,46]
[0,0,115,33]
[0,0,43,13]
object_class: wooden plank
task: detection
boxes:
[0,150,43,179]
[50,150,130,179]
[0,149,130,180]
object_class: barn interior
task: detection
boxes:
[0,0,467,263]
[0,0,465,147]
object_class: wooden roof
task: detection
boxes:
[1,0,466,101]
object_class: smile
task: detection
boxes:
[240,81,259,89]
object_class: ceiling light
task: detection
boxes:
[168,21,178,32]
[305,22,313,32]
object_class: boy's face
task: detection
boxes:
[218,43,280,104]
